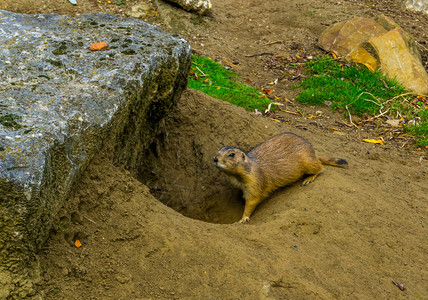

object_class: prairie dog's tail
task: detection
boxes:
[319,156,348,167]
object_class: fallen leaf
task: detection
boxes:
[363,139,384,145]
[89,41,110,51]
[75,240,82,248]
[362,63,375,71]
[306,115,314,119]
[342,121,354,127]
[245,78,252,84]
[261,87,274,94]
[392,281,405,291]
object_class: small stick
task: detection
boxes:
[222,57,241,69]
[264,40,282,46]
[345,105,358,127]
[283,110,299,115]
[83,215,96,224]
[245,52,274,57]
[195,66,207,77]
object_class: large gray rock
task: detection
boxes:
[0,10,190,297]
[404,0,428,14]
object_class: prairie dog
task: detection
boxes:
[214,132,348,223]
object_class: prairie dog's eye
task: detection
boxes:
[228,152,235,157]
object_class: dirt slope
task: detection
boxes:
[36,90,428,299]
[0,0,427,299]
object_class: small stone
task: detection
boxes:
[315,110,323,116]
[167,0,212,15]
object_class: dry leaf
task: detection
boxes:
[245,78,252,84]
[306,115,314,119]
[362,63,375,71]
[89,42,110,51]
[75,240,82,248]
[363,139,384,145]
[260,87,274,94]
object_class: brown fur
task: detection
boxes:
[214,132,348,223]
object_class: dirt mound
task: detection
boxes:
[38,90,427,299]
[1,0,427,298]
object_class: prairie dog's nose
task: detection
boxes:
[213,157,218,163]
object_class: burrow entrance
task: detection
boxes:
[135,90,280,224]
[137,129,244,224]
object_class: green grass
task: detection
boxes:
[296,56,427,147]
[297,56,407,115]
[188,55,272,112]
[406,107,428,147]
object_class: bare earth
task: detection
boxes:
[1,0,427,299]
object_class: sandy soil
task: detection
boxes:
[1,0,427,299]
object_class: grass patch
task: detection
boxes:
[188,55,272,112]
[296,56,427,147]
[297,56,407,115]
[405,104,428,147]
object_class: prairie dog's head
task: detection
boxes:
[213,147,248,175]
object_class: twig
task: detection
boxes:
[366,108,390,121]
[283,110,299,115]
[383,92,428,105]
[263,40,282,46]
[345,105,358,127]
[83,215,96,224]
[222,57,241,69]
[264,102,284,113]
[416,41,428,52]
[195,66,207,77]
[245,52,274,57]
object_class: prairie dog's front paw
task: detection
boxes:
[239,216,250,224]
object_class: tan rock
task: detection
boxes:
[318,17,388,57]
[319,15,428,95]
[368,28,428,95]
